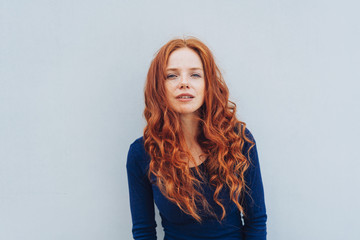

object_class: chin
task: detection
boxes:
[170,103,203,115]
[177,108,201,115]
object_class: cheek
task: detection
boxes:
[164,83,170,95]
[198,81,206,97]
[164,84,174,101]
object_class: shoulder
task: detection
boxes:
[234,123,256,143]
[129,136,145,152]
[126,136,151,174]
[233,124,257,159]
[244,127,256,144]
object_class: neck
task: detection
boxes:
[180,113,199,147]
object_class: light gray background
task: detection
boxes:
[1,0,359,239]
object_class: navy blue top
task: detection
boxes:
[126,128,267,240]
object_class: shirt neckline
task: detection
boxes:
[189,156,209,169]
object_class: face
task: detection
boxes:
[164,48,205,117]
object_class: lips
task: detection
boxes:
[176,93,195,99]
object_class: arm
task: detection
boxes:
[241,128,267,240]
[126,141,157,240]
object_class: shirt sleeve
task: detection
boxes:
[241,128,268,240]
[126,141,157,240]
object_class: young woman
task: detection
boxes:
[126,37,267,240]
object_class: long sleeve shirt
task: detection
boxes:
[126,127,267,240]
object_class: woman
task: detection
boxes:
[126,37,267,240]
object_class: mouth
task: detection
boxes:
[176,95,194,102]
[176,96,194,99]
[176,93,195,99]
[177,98,193,102]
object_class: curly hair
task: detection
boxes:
[143,37,255,222]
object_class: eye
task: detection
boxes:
[191,73,201,78]
[166,74,177,79]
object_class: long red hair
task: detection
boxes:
[143,37,255,222]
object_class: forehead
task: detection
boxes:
[166,48,203,70]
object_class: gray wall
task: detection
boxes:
[1,0,359,239]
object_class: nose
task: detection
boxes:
[179,75,189,88]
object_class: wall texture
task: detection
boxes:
[1,0,359,239]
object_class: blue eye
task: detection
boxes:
[192,74,201,78]
[166,74,177,79]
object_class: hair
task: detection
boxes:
[143,36,255,223]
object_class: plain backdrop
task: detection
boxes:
[1,0,359,239]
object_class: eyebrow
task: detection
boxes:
[166,67,203,71]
